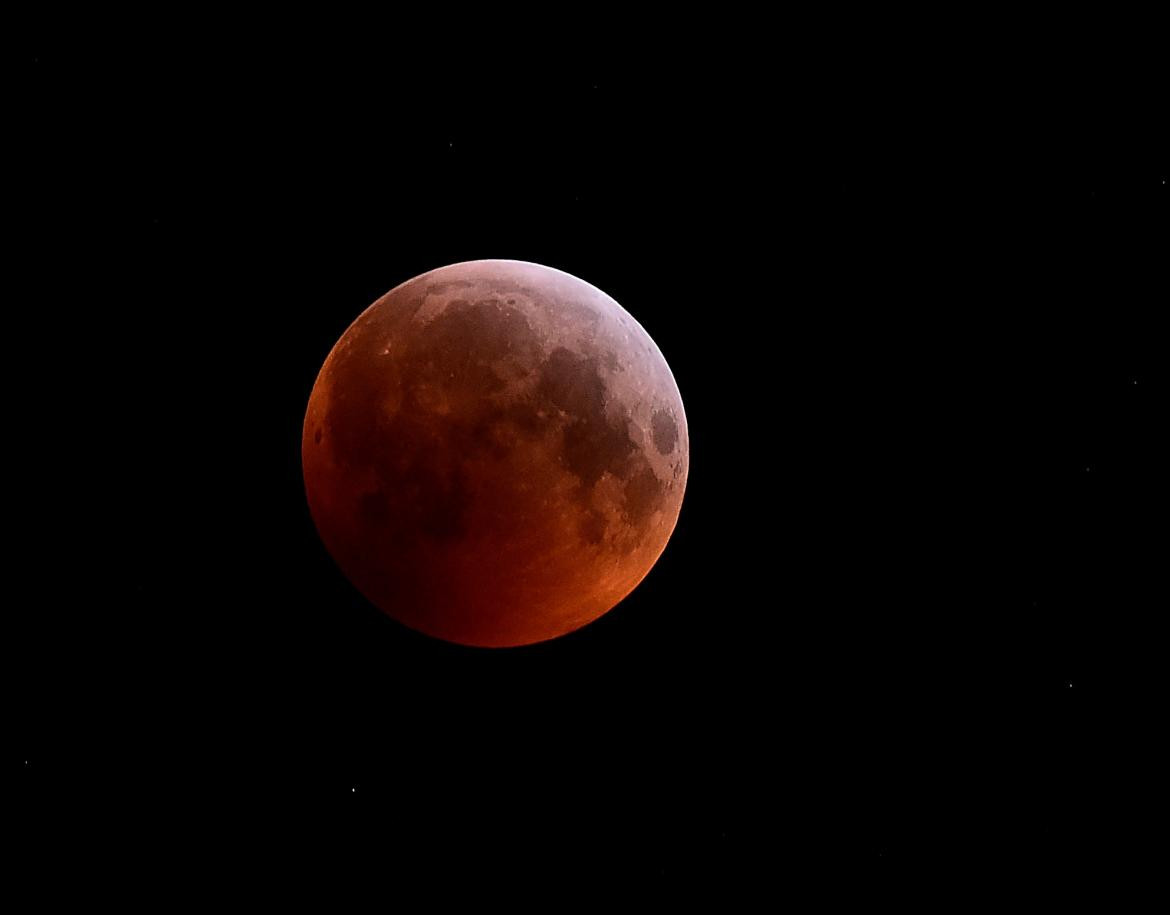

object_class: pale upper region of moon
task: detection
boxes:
[302,260,688,647]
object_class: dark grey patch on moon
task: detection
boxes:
[412,299,539,396]
[622,465,666,525]
[325,296,547,549]
[650,408,678,455]
[537,347,637,491]
[578,509,607,546]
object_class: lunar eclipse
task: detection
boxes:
[303,260,688,647]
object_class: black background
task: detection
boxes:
[13,19,1165,902]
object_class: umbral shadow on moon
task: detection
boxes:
[303,260,687,647]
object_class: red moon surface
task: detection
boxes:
[302,260,688,647]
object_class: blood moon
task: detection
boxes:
[302,260,688,647]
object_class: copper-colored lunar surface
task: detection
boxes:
[302,260,688,647]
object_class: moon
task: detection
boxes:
[302,260,688,647]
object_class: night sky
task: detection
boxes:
[13,21,1164,902]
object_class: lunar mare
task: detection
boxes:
[302,260,688,647]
